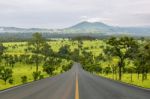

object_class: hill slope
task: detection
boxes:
[64,21,150,36]
[0,21,150,36]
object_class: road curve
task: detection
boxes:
[0,63,150,99]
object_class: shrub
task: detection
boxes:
[8,79,13,84]
[21,76,27,84]
[32,71,41,81]
[39,75,44,80]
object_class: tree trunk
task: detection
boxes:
[137,72,140,79]
[130,71,132,82]
[36,56,39,72]
[36,63,38,72]
[115,70,117,80]
[5,80,6,85]
[112,70,114,79]
[142,70,144,82]
[118,66,122,80]
[118,58,124,81]
[145,70,148,80]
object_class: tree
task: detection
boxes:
[28,33,45,72]
[103,67,111,75]
[136,40,150,81]
[70,48,80,62]
[8,55,16,68]
[0,43,6,64]
[0,43,5,56]
[41,43,53,60]
[127,66,135,82]
[62,62,73,72]
[43,60,55,76]
[58,45,71,59]
[78,39,83,55]
[0,66,13,84]
[90,64,102,74]
[104,37,138,80]
[81,51,95,72]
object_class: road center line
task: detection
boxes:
[75,72,79,99]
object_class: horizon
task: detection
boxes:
[0,21,150,29]
[0,0,150,28]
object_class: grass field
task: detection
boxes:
[1,39,150,90]
[0,60,70,90]
[99,73,150,88]
[0,41,73,90]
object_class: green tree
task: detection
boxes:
[103,67,111,75]
[136,40,150,81]
[0,67,13,84]
[104,37,138,80]
[0,43,5,56]
[28,33,45,72]
[8,55,16,68]
[0,43,6,64]
[41,43,53,60]
[70,48,80,62]
[62,62,73,72]
[43,60,55,76]
[58,45,71,59]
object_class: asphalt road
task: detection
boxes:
[0,63,150,99]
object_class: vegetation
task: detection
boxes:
[0,33,150,90]
[21,76,27,84]
[0,33,72,90]
[0,67,13,84]
[80,37,150,88]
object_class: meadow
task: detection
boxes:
[0,40,72,90]
[0,38,150,90]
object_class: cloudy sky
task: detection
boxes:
[0,0,150,28]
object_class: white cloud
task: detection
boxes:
[79,16,111,23]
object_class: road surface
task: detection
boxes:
[0,63,150,99]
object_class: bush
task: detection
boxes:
[39,75,44,80]
[8,79,13,84]
[21,76,27,84]
[62,62,73,72]
[32,71,41,81]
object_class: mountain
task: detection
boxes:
[69,21,109,29]
[0,21,150,36]
[63,21,150,36]
[63,21,114,34]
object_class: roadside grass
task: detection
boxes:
[1,40,150,90]
[1,40,102,90]
[0,60,70,90]
[99,73,150,88]
[0,63,47,90]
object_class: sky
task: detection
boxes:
[0,0,150,28]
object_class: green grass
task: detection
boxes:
[1,40,103,90]
[1,40,150,89]
[0,60,70,90]
[99,73,150,88]
[0,63,43,90]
